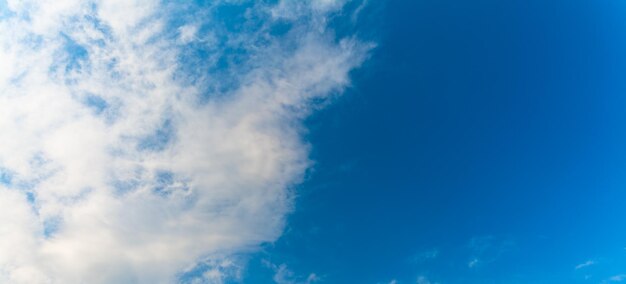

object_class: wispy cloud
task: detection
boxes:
[412,248,439,264]
[609,274,626,282]
[468,258,480,268]
[575,260,595,270]
[467,235,515,269]
[417,275,439,284]
[264,261,320,284]
[0,0,370,283]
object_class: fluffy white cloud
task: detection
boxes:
[0,0,370,283]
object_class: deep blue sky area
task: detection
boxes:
[248,1,626,283]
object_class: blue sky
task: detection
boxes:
[1,0,626,283]
[243,0,626,283]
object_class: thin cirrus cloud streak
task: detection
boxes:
[575,260,595,270]
[0,0,370,283]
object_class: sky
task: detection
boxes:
[1,0,626,284]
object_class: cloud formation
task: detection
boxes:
[575,260,595,270]
[0,0,370,283]
[263,261,319,284]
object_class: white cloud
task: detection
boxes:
[178,25,199,44]
[264,261,320,284]
[575,260,595,270]
[0,1,370,283]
